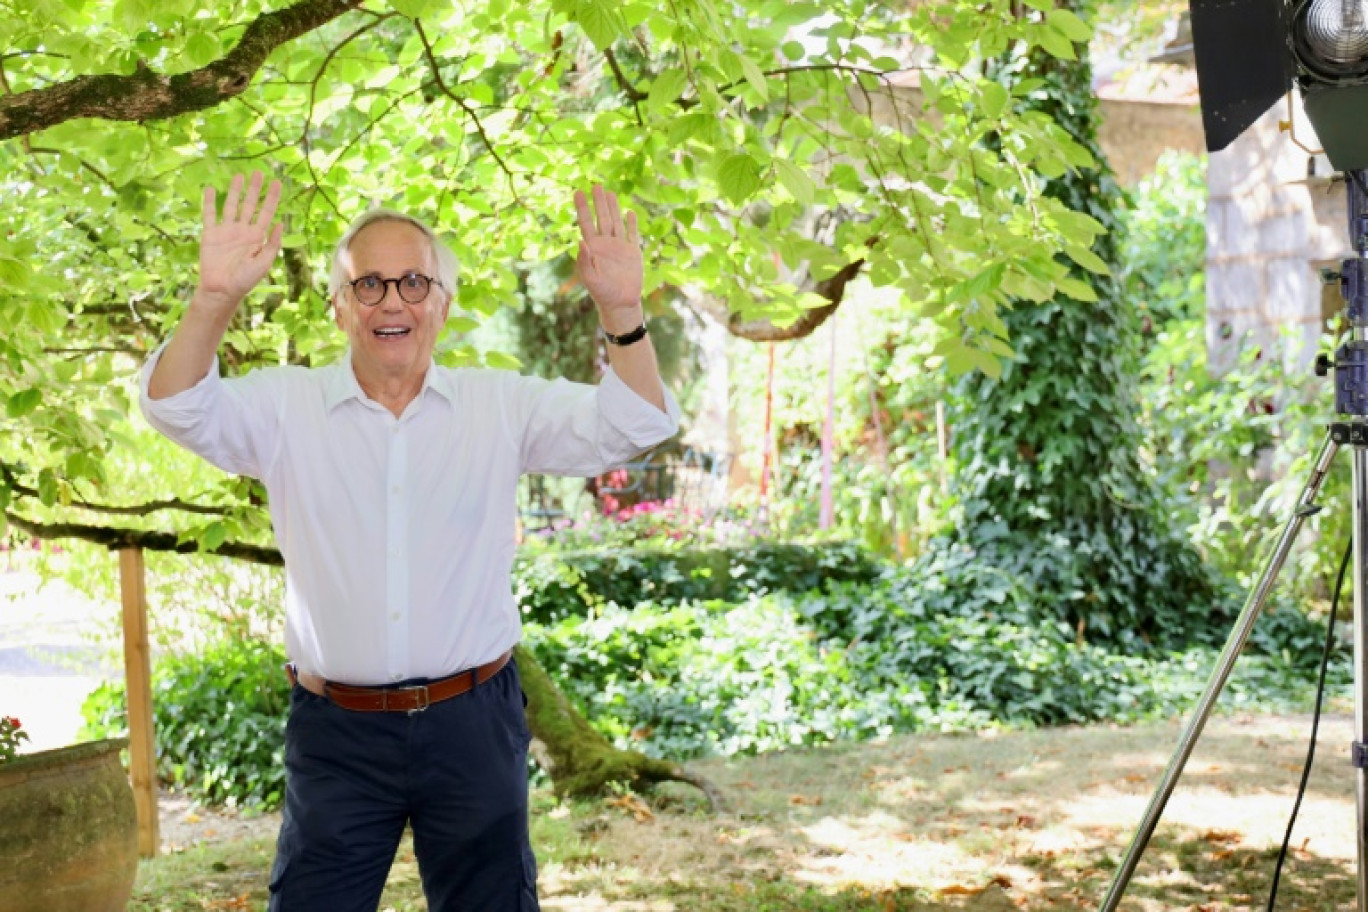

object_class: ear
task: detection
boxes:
[332,293,346,331]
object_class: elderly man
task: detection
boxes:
[141,172,678,911]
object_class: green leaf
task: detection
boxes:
[1035,24,1077,60]
[7,388,40,418]
[183,31,221,68]
[774,159,815,207]
[1046,8,1092,42]
[647,68,689,113]
[781,40,805,61]
[390,0,444,17]
[717,153,763,205]
[200,521,227,552]
[1065,245,1111,275]
[0,257,31,289]
[484,350,523,370]
[1056,276,1099,302]
[736,54,770,103]
[980,81,1009,118]
[37,470,57,508]
[575,0,626,49]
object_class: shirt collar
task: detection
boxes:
[322,351,456,412]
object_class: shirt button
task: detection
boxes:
[391,612,401,622]
[391,485,401,495]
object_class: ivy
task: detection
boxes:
[943,0,1230,649]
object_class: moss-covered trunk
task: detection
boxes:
[514,645,723,807]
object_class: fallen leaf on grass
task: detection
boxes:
[607,794,655,822]
[940,884,988,896]
[789,794,823,806]
[1200,829,1241,844]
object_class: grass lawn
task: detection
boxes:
[128,712,1358,911]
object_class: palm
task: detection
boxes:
[198,173,284,306]
[574,186,644,319]
[578,234,643,312]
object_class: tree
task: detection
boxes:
[944,0,1224,648]
[1,0,1108,795]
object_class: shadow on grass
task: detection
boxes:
[125,826,1355,911]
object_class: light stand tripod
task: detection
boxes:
[1100,168,1368,912]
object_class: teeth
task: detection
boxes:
[374,328,409,336]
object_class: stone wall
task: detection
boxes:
[1204,99,1346,374]
[1097,98,1205,186]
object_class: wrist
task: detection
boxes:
[603,321,648,347]
[599,305,644,337]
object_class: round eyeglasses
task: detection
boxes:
[347,272,442,306]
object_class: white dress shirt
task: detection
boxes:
[140,349,679,685]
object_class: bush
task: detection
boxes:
[81,637,288,809]
[526,567,1348,761]
[513,539,884,624]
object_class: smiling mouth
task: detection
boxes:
[373,328,411,338]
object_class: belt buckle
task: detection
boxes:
[401,684,431,714]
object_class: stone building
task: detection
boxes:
[1154,20,1350,374]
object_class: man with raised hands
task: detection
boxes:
[142,172,678,911]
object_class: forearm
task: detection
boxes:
[146,291,237,400]
[601,310,666,412]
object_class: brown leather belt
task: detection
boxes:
[285,649,513,713]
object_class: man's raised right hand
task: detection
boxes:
[196,172,284,314]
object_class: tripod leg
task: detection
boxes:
[1355,449,1368,912]
[1100,431,1340,912]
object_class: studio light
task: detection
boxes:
[1190,0,1368,168]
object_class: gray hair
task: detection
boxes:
[328,209,459,302]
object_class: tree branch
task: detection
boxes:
[0,0,364,140]
[6,512,283,566]
[725,258,865,341]
[413,18,521,201]
[2,463,232,518]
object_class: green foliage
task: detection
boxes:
[0,0,1128,560]
[81,638,288,809]
[0,716,29,762]
[1120,151,1208,330]
[514,539,884,624]
[945,7,1227,647]
[527,564,1346,760]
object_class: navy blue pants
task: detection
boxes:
[267,660,539,911]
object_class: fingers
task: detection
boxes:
[579,184,634,240]
[220,173,244,224]
[573,189,595,240]
[253,178,283,229]
[591,184,622,237]
[604,188,622,237]
[208,172,281,227]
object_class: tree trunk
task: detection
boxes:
[515,646,724,808]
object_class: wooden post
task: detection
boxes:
[119,547,159,858]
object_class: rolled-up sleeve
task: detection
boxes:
[139,346,283,479]
[511,366,680,476]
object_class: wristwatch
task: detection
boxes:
[603,322,649,346]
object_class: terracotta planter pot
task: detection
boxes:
[0,738,138,912]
